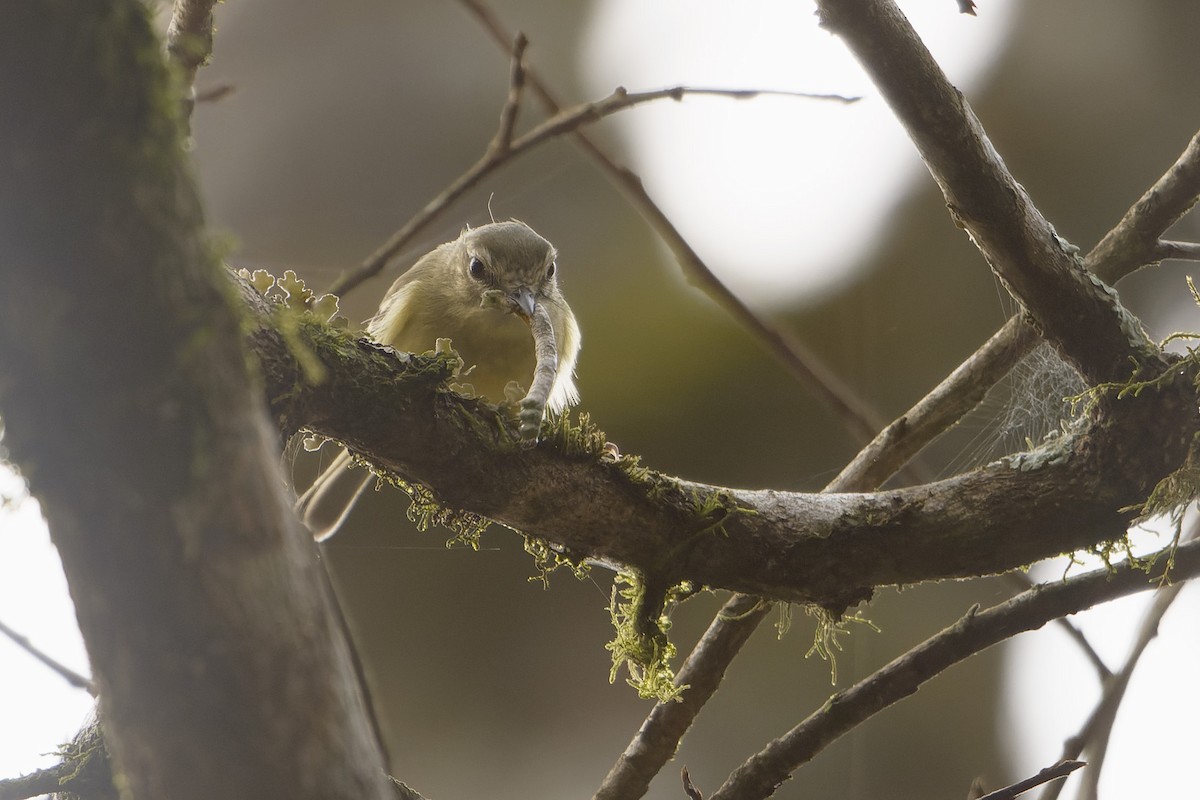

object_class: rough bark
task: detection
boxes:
[0,4,391,799]
[252,309,1198,612]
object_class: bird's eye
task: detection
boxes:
[546,261,556,279]
[468,257,486,280]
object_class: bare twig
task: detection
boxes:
[681,767,704,800]
[455,0,888,452]
[1085,130,1200,280]
[328,83,851,299]
[0,764,74,800]
[0,617,95,695]
[1153,239,1200,262]
[1034,582,1185,800]
[706,540,1200,800]
[490,34,528,154]
[1003,571,1112,682]
[976,760,1085,800]
[166,0,217,123]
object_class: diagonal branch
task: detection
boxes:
[840,124,1200,488]
[815,0,1164,386]
[0,617,95,695]
[1086,129,1200,277]
[977,759,1085,800]
[706,540,1200,800]
[328,83,851,299]
[490,33,528,155]
[166,0,217,124]
[594,122,1200,794]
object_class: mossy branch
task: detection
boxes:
[246,279,1200,611]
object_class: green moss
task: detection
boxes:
[53,723,116,799]
[801,605,879,685]
[397,478,491,549]
[605,570,696,702]
[1066,277,1200,541]
[540,410,610,458]
[689,486,757,537]
[522,535,590,587]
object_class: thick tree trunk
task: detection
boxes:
[0,4,392,798]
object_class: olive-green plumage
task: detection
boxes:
[370,221,579,409]
[299,221,581,540]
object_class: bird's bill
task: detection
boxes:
[508,286,537,321]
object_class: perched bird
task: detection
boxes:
[299,220,581,540]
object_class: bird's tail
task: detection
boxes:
[295,448,374,542]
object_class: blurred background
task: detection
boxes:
[3,1,1200,797]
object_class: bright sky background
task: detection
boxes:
[580,0,1020,307]
[2,2,1195,796]
[0,467,92,778]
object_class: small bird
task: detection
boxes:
[299,220,581,540]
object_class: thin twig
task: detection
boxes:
[166,0,217,124]
[0,617,95,695]
[1085,129,1200,281]
[1153,239,1200,262]
[490,34,528,154]
[328,83,851,299]
[706,539,1200,800]
[1003,571,1112,682]
[976,760,1085,800]
[0,763,72,800]
[454,0,887,453]
[681,767,704,800]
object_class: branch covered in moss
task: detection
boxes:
[250,295,1200,611]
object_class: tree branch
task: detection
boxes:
[252,302,1198,611]
[707,540,1200,800]
[1153,239,1200,263]
[329,83,849,299]
[0,4,391,798]
[977,760,1085,800]
[166,0,217,123]
[1086,129,1200,277]
[0,617,95,695]
[815,0,1165,386]
[489,33,528,155]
